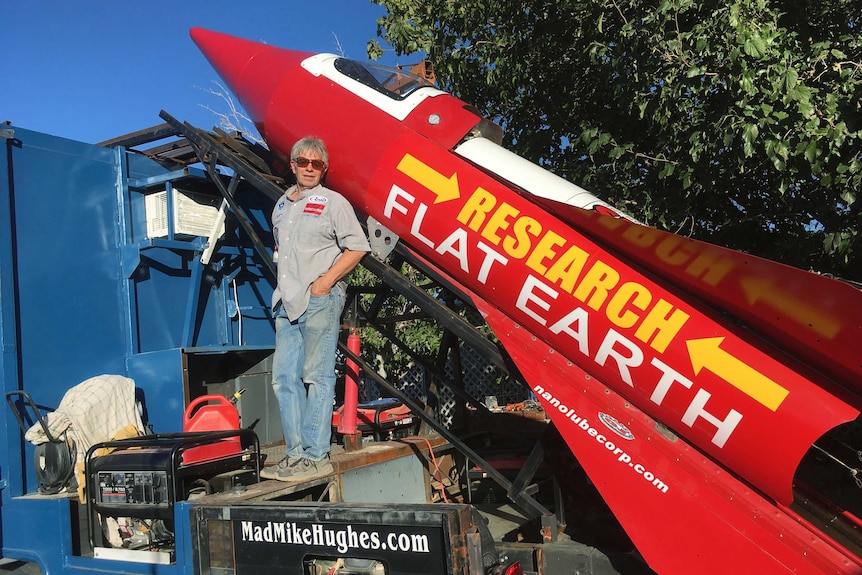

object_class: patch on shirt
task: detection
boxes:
[304,196,328,216]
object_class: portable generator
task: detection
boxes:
[85,429,259,559]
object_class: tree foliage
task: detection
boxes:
[368,0,861,279]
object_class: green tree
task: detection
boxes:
[368,0,861,279]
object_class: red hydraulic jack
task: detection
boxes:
[332,301,418,449]
[334,321,363,452]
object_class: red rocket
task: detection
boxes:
[191,28,862,574]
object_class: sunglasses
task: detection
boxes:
[293,157,326,171]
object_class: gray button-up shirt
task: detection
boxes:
[271,184,370,321]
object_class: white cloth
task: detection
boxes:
[24,374,145,463]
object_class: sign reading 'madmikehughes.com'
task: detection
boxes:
[233,518,448,574]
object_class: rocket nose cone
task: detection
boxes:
[190,28,263,97]
[189,28,314,131]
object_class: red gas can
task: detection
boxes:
[182,394,241,463]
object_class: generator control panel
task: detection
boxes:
[97,471,170,506]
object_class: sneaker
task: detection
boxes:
[260,456,296,480]
[272,456,334,482]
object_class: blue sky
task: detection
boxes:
[2,1,402,144]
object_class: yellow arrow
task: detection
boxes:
[686,337,789,411]
[739,276,840,338]
[396,153,461,203]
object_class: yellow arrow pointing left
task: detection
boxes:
[686,337,789,411]
[397,153,461,203]
[739,276,840,339]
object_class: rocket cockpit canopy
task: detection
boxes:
[334,58,435,100]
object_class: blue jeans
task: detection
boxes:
[272,288,345,461]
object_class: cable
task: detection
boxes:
[412,436,449,503]
[812,444,862,488]
[232,278,243,345]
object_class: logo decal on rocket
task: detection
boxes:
[598,413,635,440]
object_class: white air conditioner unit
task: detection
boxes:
[145,189,225,239]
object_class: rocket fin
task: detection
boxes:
[474,298,857,575]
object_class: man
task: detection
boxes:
[262,136,370,481]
